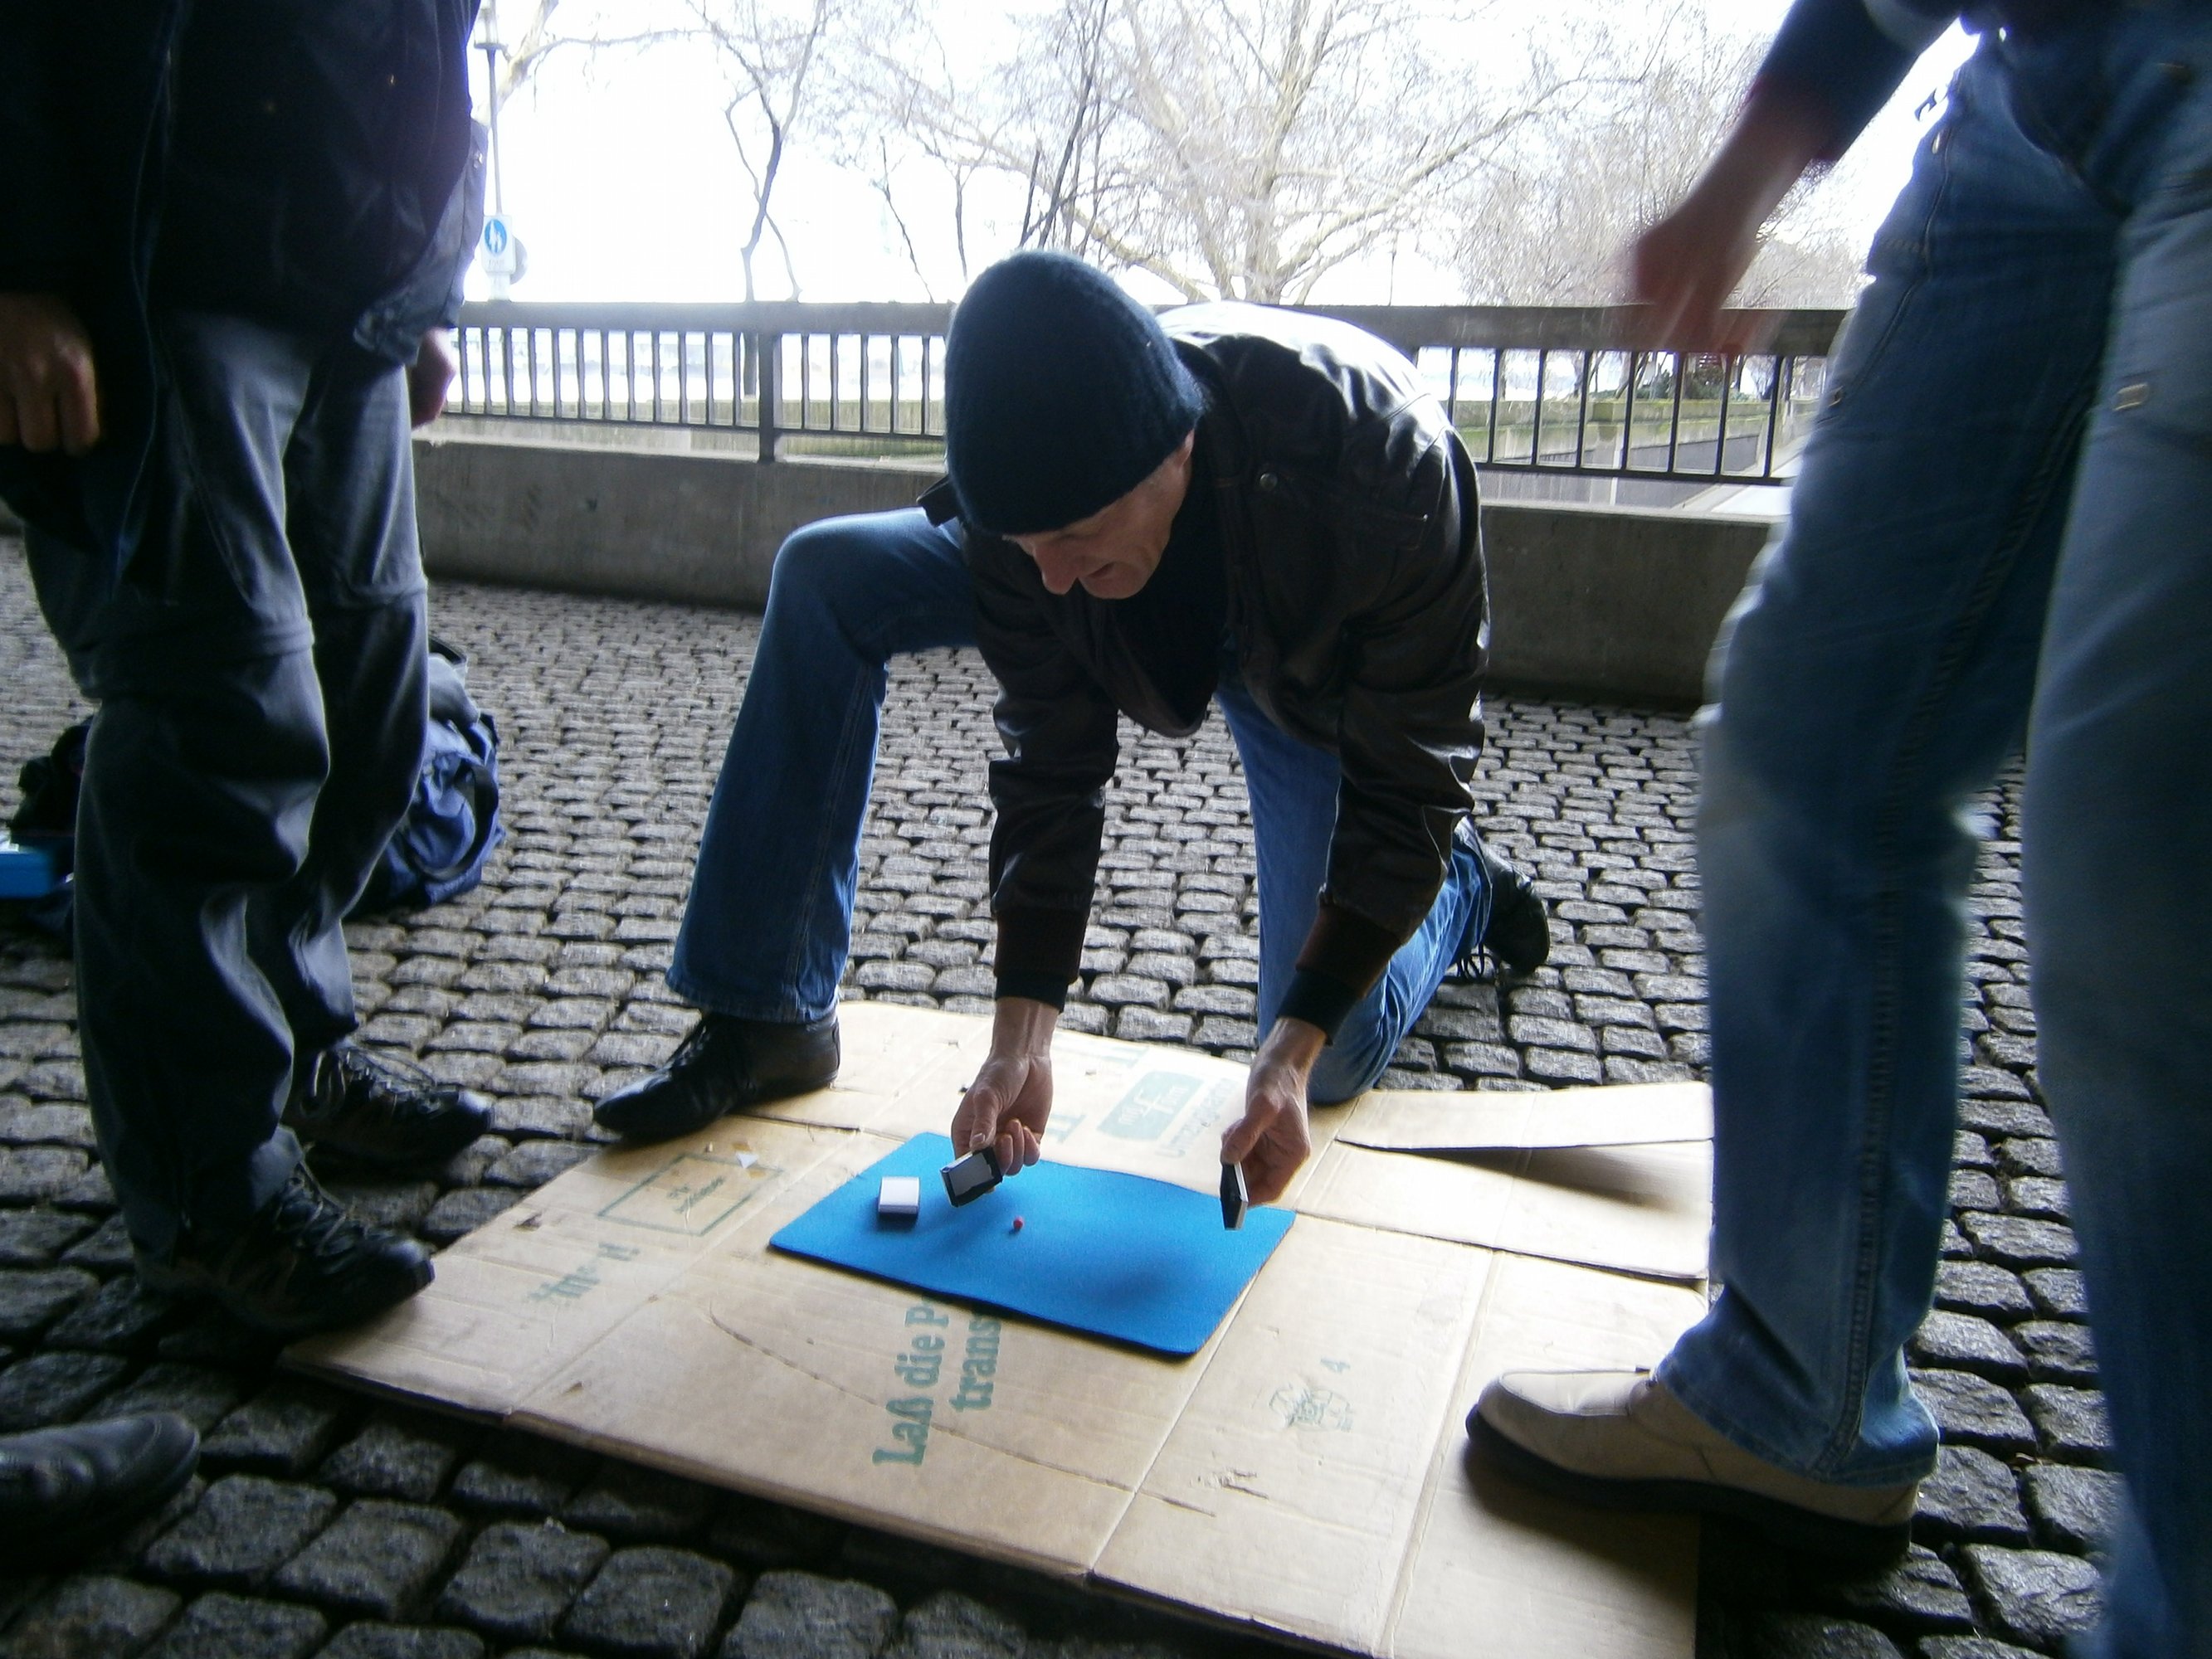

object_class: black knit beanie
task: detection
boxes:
[944,251,1204,537]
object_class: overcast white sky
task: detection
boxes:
[465,1,1979,305]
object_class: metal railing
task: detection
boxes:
[451,300,1846,486]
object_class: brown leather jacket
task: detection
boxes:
[923,301,1488,1006]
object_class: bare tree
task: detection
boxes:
[1009,0,1118,256]
[1450,4,1864,306]
[683,0,933,301]
[484,0,899,301]
[870,0,1602,304]
[488,0,568,99]
[833,3,1099,292]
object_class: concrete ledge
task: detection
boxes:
[412,422,929,611]
[1480,500,1766,706]
[408,424,1769,707]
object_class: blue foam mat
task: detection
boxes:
[768,1133,1295,1355]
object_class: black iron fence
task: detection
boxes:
[451,300,1845,487]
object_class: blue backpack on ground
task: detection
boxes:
[4,720,84,937]
[353,636,504,914]
[5,638,502,937]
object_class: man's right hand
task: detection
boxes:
[949,997,1060,1177]
[0,293,100,455]
[1624,91,1834,355]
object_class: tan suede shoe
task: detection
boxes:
[1469,1369,1919,1565]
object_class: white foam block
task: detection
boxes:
[876,1175,922,1219]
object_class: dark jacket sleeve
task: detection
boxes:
[441,121,490,328]
[0,1,89,290]
[966,537,1122,1007]
[1752,0,1958,160]
[1279,420,1487,1034]
[353,89,486,360]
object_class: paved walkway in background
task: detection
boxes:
[0,546,2109,1659]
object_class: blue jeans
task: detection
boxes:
[1655,13,2212,1653]
[668,507,1490,1103]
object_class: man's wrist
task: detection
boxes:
[1258,1015,1326,1074]
[1688,88,1832,234]
[992,995,1059,1060]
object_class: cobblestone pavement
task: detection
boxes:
[0,544,2111,1659]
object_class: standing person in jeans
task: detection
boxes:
[0,2,493,1336]
[596,254,1551,1199]
[1469,2,2212,1652]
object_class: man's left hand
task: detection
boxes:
[0,293,101,455]
[1222,1017,1322,1204]
[407,328,459,427]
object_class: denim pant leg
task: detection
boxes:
[256,333,431,1057]
[26,311,420,1253]
[2020,26,2212,1653]
[1656,46,2118,1483]
[1216,674,1485,1104]
[669,509,977,1023]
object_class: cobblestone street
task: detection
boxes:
[0,545,2112,1659]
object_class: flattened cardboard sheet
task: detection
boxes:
[769,1133,1296,1355]
[297,1006,1713,1656]
[1298,1140,1713,1283]
[508,1126,1192,1579]
[1391,1252,1708,1658]
[1341,1080,1711,1151]
[1098,1233,1705,1657]
[290,1119,845,1413]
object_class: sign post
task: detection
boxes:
[480,214,522,299]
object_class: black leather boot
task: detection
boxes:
[0,1413,200,1568]
[1477,843,1552,974]
[137,1164,433,1337]
[592,1011,840,1143]
[1452,827,1552,978]
[284,1041,494,1168]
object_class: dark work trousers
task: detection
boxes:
[26,309,428,1258]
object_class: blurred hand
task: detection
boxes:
[1222,1017,1322,1204]
[408,328,459,427]
[1622,91,1835,356]
[0,293,100,455]
[1627,198,1771,357]
[949,997,1059,1177]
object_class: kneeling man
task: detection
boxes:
[597,252,1546,1202]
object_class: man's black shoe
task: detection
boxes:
[0,1413,200,1569]
[1478,842,1552,974]
[284,1041,493,1168]
[137,1165,433,1338]
[1452,830,1552,979]
[593,1011,840,1143]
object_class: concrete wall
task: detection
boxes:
[412,422,922,612]
[407,421,1772,707]
[1480,500,1767,705]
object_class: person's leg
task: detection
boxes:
[31,310,331,1258]
[26,312,435,1331]
[2020,16,2212,1650]
[665,508,977,1023]
[1314,838,1484,1102]
[1214,674,1485,1103]
[257,337,428,1060]
[1652,44,2120,1485]
[250,336,492,1167]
